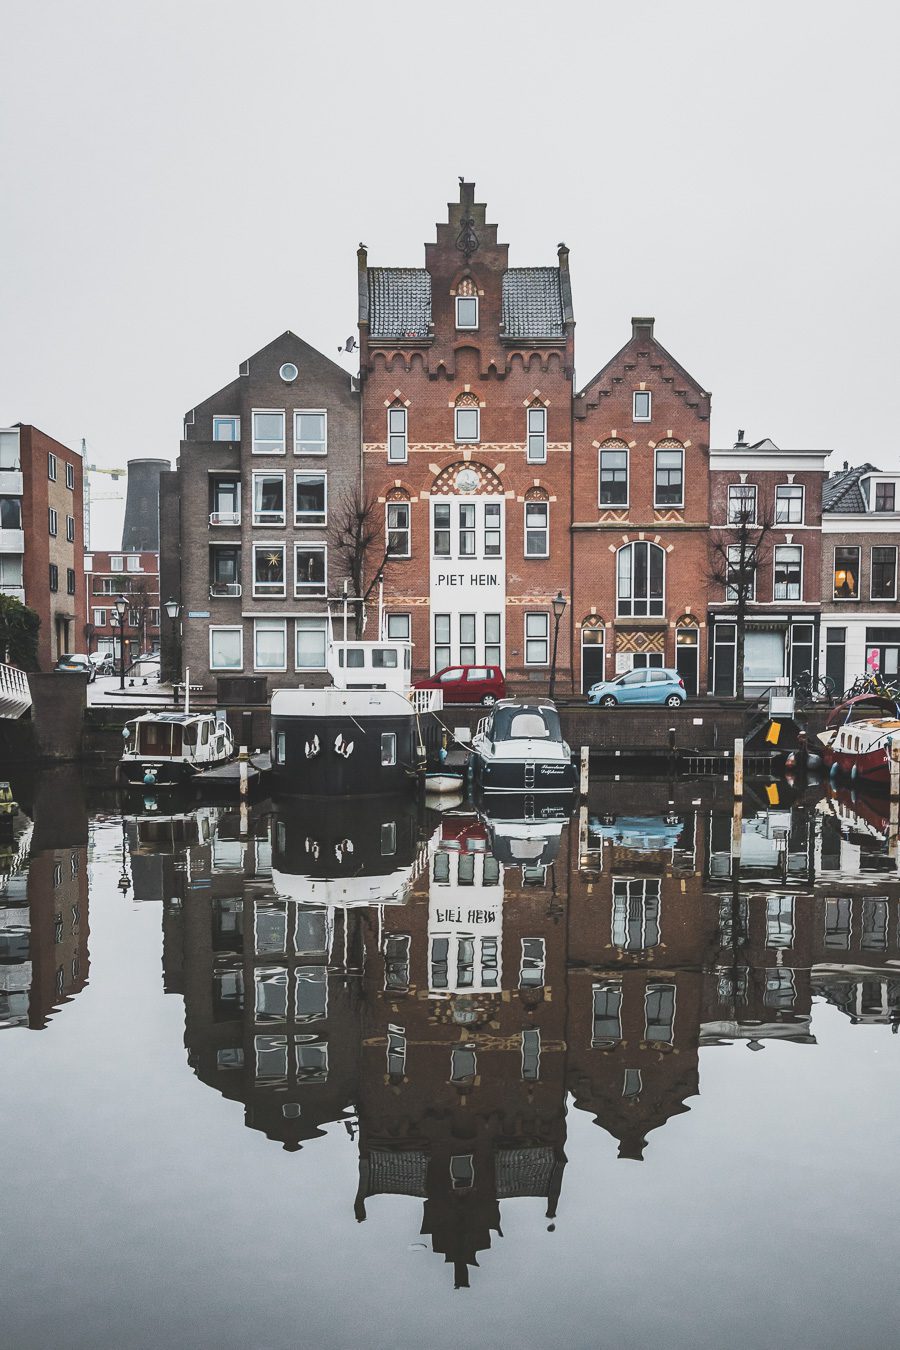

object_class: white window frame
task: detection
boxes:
[253,618,287,673]
[48,507,58,536]
[93,608,106,626]
[726,544,756,601]
[833,545,860,601]
[455,295,479,330]
[252,471,286,527]
[293,472,328,527]
[294,543,327,598]
[213,415,241,442]
[386,613,411,642]
[632,390,651,422]
[386,501,411,558]
[387,406,408,463]
[454,406,480,444]
[293,409,327,456]
[295,616,328,671]
[525,611,550,665]
[251,409,286,455]
[872,477,898,513]
[526,406,547,463]
[66,514,75,542]
[728,483,757,525]
[616,541,666,618]
[48,451,58,480]
[654,447,684,508]
[870,545,898,601]
[65,462,75,490]
[252,542,286,598]
[775,483,804,525]
[773,544,803,602]
[599,445,629,508]
[111,555,124,572]
[209,626,243,672]
[524,501,549,558]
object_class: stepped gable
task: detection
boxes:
[576,319,710,420]
[823,461,879,513]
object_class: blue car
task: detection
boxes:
[588,667,686,707]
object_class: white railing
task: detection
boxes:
[0,662,31,718]
[209,511,241,526]
[209,582,242,598]
[407,688,443,714]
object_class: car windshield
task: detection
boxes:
[491,705,561,742]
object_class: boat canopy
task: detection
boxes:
[489,703,562,743]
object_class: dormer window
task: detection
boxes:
[456,295,478,330]
[875,481,896,512]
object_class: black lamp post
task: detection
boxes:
[164,596,181,684]
[114,594,128,690]
[548,590,567,701]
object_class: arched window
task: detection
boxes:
[617,542,664,617]
[599,439,629,507]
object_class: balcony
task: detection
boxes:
[0,470,23,496]
[209,511,241,527]
[0,584,24,602]
[209,582,242,598]
[0,529,24,553]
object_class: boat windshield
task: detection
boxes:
[490,706,561,742]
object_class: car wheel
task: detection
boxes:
[599,695,617,708]
[665,694,683,707]
[481,693,497,707]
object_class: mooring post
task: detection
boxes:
[239,745,249,797]
[733,737,744,801]
[889,742,900,861]
[579,745,589,796]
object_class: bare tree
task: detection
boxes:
[708,493,775,700]
[126,578,153,658]
[330,490,397,638]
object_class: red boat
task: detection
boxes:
[820,695,900,787]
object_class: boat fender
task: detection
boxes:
[143,767,158,786]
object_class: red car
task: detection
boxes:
[414,665,507,706]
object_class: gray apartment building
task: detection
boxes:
[160,332,360,690]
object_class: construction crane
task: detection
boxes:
[81,440,127,549]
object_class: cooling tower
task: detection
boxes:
[121,458,170,551]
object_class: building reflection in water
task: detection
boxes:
[0,769,89,1031]
[138,774,900,1286]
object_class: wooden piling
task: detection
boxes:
[733,737,744,801]
[579,746,589,796]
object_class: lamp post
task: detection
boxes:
[114,594,128,690]
[164,596,181,685]
[548,590,567,701]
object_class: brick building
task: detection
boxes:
[571,318,712,694]
[0,424,85,668]
[708,433,829,695]
[84,548,160,664]
[161,332,360,690]
[358,181,575,689]
[820,462,900,691]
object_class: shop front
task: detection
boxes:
[710,614,819,697]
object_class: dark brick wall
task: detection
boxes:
[28,671,87,760]
[18,425,85,669]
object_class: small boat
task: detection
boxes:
[819,695,900,788]
[119,710,235,787]
[468,699,577,795]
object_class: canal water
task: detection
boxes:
[2,767,899,1350]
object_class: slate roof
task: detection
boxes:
[823,462,879,513]
[502,268,564,340]
[368,268,431,340]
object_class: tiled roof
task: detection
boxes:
[823,462,879,512]
[502,268,564,340]
[368,268,431,340]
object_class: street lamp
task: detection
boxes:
[114,594,128,690]
[548,590,567,701]
[164,597,181,686]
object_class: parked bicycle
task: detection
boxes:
[842,672,900,703]
[789,670,836,705]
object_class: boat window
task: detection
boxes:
[346,649,365,668]
[139,721,175,756]
[491,705,561,741]
[372,648,398,668]
[381,732,397,766]
[183,721,198,747]
[201,721,210,746]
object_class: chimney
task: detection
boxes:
[632,317,654,341]
[357,243,368,327]
[734,429,747,448]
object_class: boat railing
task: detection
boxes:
[407,688,443,714]
[0,662,31,716]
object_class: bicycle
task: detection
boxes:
[789,670,836,705]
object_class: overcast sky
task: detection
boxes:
[3,0,897,548]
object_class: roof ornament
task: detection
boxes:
[456,216,479,259]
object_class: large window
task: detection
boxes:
[294,544,326,596]
[253,544,285,597]
[252,410,285,454]
[833,546,859,600]
[654,448,683,507]
[592,981,623,1047]
[210,627,242,670]
[775,484,804,523]
[254,619,287,671]
[599,446,628,506]
[294,411,326,455]
[527,406,547,463]
[295,617,327,669]
[871,546,897,600]
[617,541,664,617]
[612,878,661,951]
[386,613,411,642]
[213,415,240,441]
[387,407,407,462]
[294,473,327,526]
[726,544,756,601]
[209,546,240,594]
[774,545,802,601]
[434,614,451,670]
[0,497,21,529]
[0,430,20,470]
[387,501,410,557]
[525,612,549,664]
[524,501,549,557]
[645,983,676,1044]
[253,473,285,526]
[728,484,757,524]
[210,476,240,524]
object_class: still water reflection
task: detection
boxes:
[3,770,900,1349]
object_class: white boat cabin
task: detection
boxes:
[123,712,234,765]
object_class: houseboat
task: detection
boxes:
[269,632,442,796]
[119,711,235,787]
[819,696,900,788]
[468,699,577,796]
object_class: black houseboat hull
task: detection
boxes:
[470,754,577,794]
[119,759,201,788]
[270,710,427,795]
